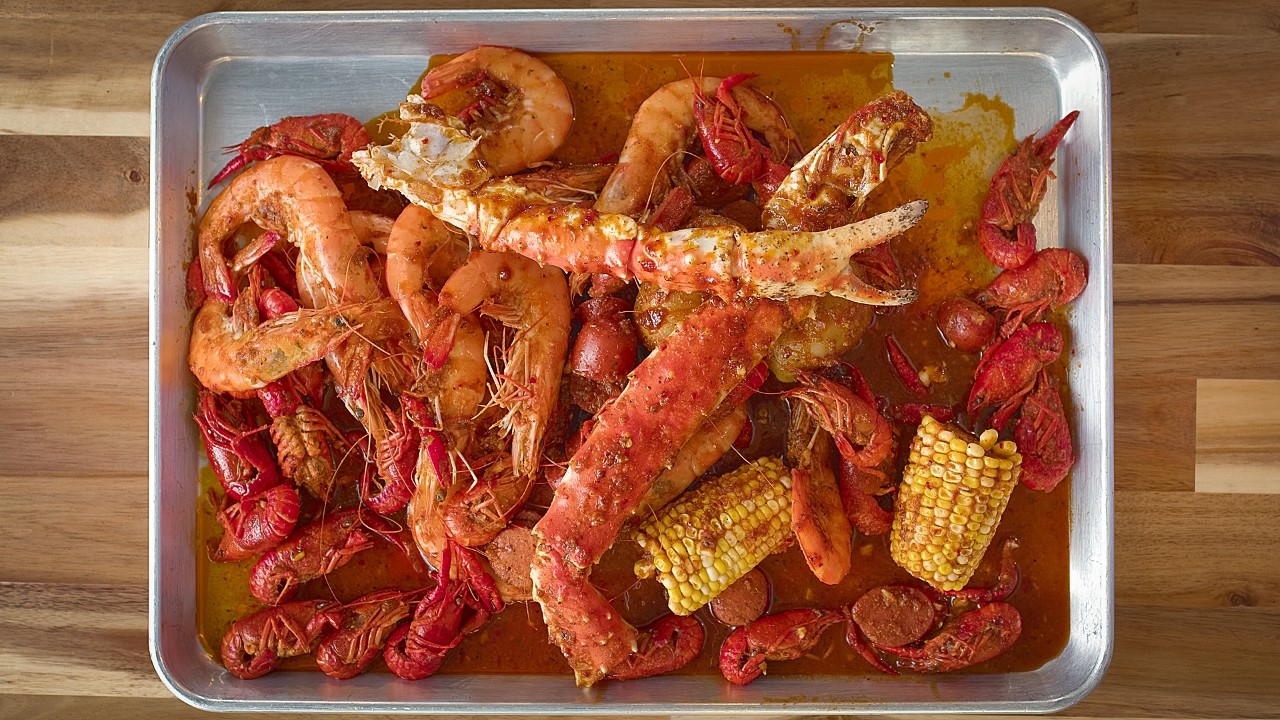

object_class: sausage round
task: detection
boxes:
[850,585,939,647]
[710,568,771,627]
[485,525,536,603]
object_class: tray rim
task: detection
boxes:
[149,6,1113,714]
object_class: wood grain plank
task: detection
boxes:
[0,243,147,478]
[1137,0,1280,35]
[1115,492,1280,608]
[1077,605,1280,718]
[0,137,148,218]
[0,1,1135,135]
[1196,379,1280,494]
[0,583,161,698]
[0,475,148,585]
[1114,265,1280,378]
[1106,35,1280,266]
[1114,376,1196,493]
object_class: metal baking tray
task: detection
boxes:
[149,7,1112,714]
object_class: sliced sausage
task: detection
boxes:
[710,568,771,627]
[485,525,536,603]
[851,585,939,648]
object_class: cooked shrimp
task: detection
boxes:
[188,296,401,395]
[436,250,571,477]
[198,155,381,306]
[420,45,574,177]
[596,76,800,216]
[385,204,487,447]
[349,210,395,255]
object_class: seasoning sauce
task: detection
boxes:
[197,50,1071,678]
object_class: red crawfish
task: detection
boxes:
[966,321,1063,430]
[1014,373,1075,492]
[221,599,342,679]
[719,607,846,685]
[784,372,893,468]
[977,247,1088,338]
[694,74,777,184]
[692,73,799,198]
[316,589,422,680]
[442,454,535,548]
[606,615,706,681]
[209,484,300,563]
[193,389,280,500]
[837,455,893,537]
[878,602,1023,673]
[979,111,1080,269]
[358,396,433,515]
[208,113,370,188]
[248,509,407,605]
[384,544,503,680]
[847,539,1020,674]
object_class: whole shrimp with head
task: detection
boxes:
[198,154,382,306]
[595,74,802,216]
[384,204,487,450]
[353,75,930,306]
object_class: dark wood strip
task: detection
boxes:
[0,137,148,218]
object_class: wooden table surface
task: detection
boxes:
[2,1,1278,718]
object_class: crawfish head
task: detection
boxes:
[786,373,892,468]
[316,590,416,680]
[1015,374,1074,492]
[221,599,341,680]
[248,510,393,605]
[977,248,1088,336]
[210,113,371,187]
[193,390,280,500]
[694,73,771,184]
[978,112,1080,270]
[719,608,844,685]
[881,602,1023,673]
[210,484,300,563]
[966,322,1063,428]
[607,615,706,681]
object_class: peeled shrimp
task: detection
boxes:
[437,251,571,478]
[420,45,574,177]
[198,155,381,306]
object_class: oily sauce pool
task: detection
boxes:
[197,50,1071,679]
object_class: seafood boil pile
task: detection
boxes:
[187,46,1088,686]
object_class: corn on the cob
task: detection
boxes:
[633,457,793,615]
[890,415,1022,591]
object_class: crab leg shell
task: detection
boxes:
[535,299,791,568]
[532,298,791,685]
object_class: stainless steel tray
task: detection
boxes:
[149,8,1112,714]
